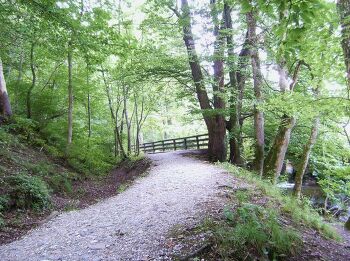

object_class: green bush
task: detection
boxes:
[6,173,51,210]
[219,163,340,240]
[47,172,75,194]
[211,203,301,260]
[0,195,10,228]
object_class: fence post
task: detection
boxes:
[196,136,200,149]
[152,142,155,153]
[184,138,187,149]
[143,143,146,152]
[162,140,165,152]
[173,139,176,151]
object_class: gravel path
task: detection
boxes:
[0,150,232,261]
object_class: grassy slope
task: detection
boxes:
[0,127,150,244]
[168,162,350,261]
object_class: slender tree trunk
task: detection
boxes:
[122,85,132,154]
[116,110,127,159]
[87,65,91,138]
[0,57,12,120]
[67,41,73,146]
[180,0,226,162]
[247,9,265,175]
[27,43,36,119]
[337,0,350,92]
[293,117,319,198]
[15,52,24,112]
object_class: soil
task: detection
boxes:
[0,157,151,245]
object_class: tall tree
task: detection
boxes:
[0,57,12,120]
[67,40,73,146]
[174,0,227,161]
[246,7,265,175]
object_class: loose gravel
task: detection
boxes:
[0,150,232,261]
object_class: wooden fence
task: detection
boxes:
[140,133,209,154]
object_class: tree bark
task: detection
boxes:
[263,63,301,183]
[247,9,265,176]
[67,41,73,146]
[180,0,226,162]
[0,57,12,119]
[337,0,350,92]
[224,3,245,165]
[293,117,319,198]
[27,43,36,119]
[264,115,296,183]
[87,64,91,138]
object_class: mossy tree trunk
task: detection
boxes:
[293,117,319,198]
[263,116,296,183]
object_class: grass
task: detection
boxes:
[203,201,302,260]
[219,162,340,240]
[187,163,341,260]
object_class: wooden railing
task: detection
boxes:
[140,133,209,154]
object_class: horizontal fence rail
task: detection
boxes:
[140,133,209,154]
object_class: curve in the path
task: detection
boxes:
[0,151,232,261]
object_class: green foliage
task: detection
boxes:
[46,172,76,194]
[0,195,10,228]
[210,202,301,260]
[5,174,51,211]
[220,163,340,240]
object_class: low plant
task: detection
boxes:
[209,202,301,260]
[47,172,75,194]
[219,163,340,240]
[5,173,51,211]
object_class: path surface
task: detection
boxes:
[0,151,232,261]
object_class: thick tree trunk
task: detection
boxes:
[27,43,36,119]
[67,41,73,146]
[247,10,265,176]
[0,57,12,120]
[180,0,226,162]
[337,0,350,91]
[264,116,296,183]
[293,117,319,198]
[263,63,300,183]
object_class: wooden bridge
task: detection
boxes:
[140,133,209,154]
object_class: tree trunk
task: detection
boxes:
[27,43,36,119]
[337,0,350,92]
[263,63,300,183]
[224,3,245,165]
[293,117,319,198]
[180,0,226,162]
[87,65,91,139]
[15,52,24,112]
[247,9,265,176]
[0,57,12,120]
[67,41,73,146]
[264,115,296,183]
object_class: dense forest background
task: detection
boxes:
[0,0,350,231]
